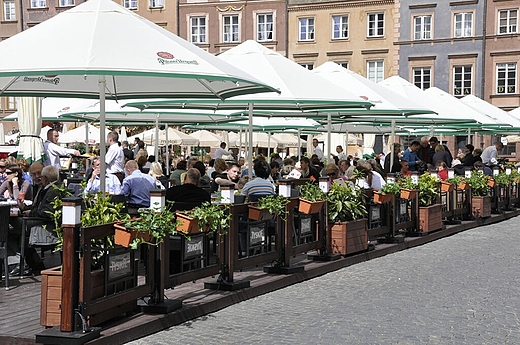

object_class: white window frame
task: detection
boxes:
[257,13,274,42]
[498,9,518,34]
[149,0,164,9]
[496,63,517,94]
[332,15,348,39]
[413,67,431,90]
[3,0,15,21]
[59,0,74,7]
[367,13,384,37]
[367,60,384,83]
[7,97,16,110]
[414,15,432,40]
[222,14,239,43]
[299,17,315,41]
[30,0,46,8]
[124,0,137,10]
[454,12,473,38]
[453,65,472,96]
[190,16,207,44]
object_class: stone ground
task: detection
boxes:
[128,216,520,345]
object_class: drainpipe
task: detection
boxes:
[19,0,24,31]
[176,0,180,35]
[481,0,487,99]
[285,0,289,58]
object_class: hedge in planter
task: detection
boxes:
[417,173,442,232]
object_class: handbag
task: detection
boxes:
[29,225,58,246]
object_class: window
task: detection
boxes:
[257,13,273,42]
[414,15,432,40]
[453,65,472,96]
[149,0,163,8]
[222,15,239,43]
[124,0,137,10]
[59,0,74,7]
[337,62,348,69]
[332,15,348,39]
[367,13,384,37]
[454,12,473,37]
[7,97,16,110]
[190,16,207,44]
[300,63,314,70]
[299,17,315,41]
[367,60,384,83]
[3,0,15,21]
[413,67,431,90]
[498,9,518,34]
[30,0,46,8]
[496,63,517,94]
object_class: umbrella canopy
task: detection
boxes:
[460,95,520,128]
[234,132,279,149]
[188,130,222,147]
[119,126,128,142]
[3,97,94,121]
[59,124,101,144]
[128,128,199,146]
[17,97,45,163]
[312,62,434,116]
[271,133,307,148]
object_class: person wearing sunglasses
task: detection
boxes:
[0,164,33,202]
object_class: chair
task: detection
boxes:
[0,205,10,289]
[19,216,55,273]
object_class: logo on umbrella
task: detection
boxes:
[156,51,199,66]
[23,76,60,85]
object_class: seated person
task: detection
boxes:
[193,161,211,189]
[299,156,320,181]
[148,161,168,189]
[212,161,241,192]
[166,168,210,211]
[399,159,412,178]
[169,160,187,186]
[121,160,157,208]
[436,161,449,181]
[474,161,492,176]
[84,156,122,195]
[240,160,275,200]
[0,164,33,201]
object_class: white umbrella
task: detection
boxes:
[188,130,222,147]
[17,97,45,163]
[59,124,101,144]
[0,0,277,192]
[62,123,69,134]
[4,97,94,121]
[271,133,307,148]
[119,126,128,142]
[461,95,520,128]
[236,132,279,148]
[128,128,199,146]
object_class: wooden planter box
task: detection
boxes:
[373,192,393,204]
[40,266,105,327]
[329,218,367,255]
[400,188,418,200]
[441,181,455,192]
[472,196,491,218]
[114,223,152,247]
[248,205,275,221]
[418,204,442,232]
[298,198,325,214]
[176,212,201,234]
[458,181,469,190]
[487,178,496,188]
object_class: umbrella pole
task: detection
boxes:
[99,76,106,194]
[390,120,395,173]
[248,103,253,179]
[327,113,332,164]
[297,128,301,159]
[268,132,271,158]
[165,124,170,175]
[155,117,159,162]
[467,128,471,145]
[85,122,91,173]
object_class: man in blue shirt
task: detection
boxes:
[403,140,422,172]
[84,156,121,195]
[121,160,156,208]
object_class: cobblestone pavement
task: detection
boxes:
[128,217,520,345]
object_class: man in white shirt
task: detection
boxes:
[213,142,231,159]
[105,131,125,182]
[331,145,347,163]
[312,138,324,162]
[481,142,504,166]
[43,129,80,170]
[84,156,121,195]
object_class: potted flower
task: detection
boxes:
[417,173,442,232]
[373,182,399,204]
[298,182,326,214]
[397,177,419,200]
[177,202,231,237]
[467,170,491,218]
[326,183,368,255]
[445,175,465,191]
[248,195,289,221]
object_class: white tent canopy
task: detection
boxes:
[128,128,199,146]
[59,124,101,144]
[461,95,520,128]
[271,133,307,148]
[188,130,222,147]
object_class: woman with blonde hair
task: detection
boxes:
[149,161,168,189]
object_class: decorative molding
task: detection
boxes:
[490,50,520,56]
[361,49,389,55]
[447,53,478,59]
[408,55,437,61]
[216,5,244,12]
[409,3,437,9]
[450,0,478,6]
[326,51,353,57]
[293,52,319,58]
[288,0,393,12]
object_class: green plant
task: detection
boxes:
[352,168,367,180]
[299,182,326,201]
[379,182,401,195]
[398,176,418,190]
[184,202,231,237]
[417,173,439,207]
[123,202,179,249]
[256,195,290,221]
[326,183,367,222]
[81,193,130,227]
[445,175,464,186]
[494,172,510,186]
[47,184,76,251]
[467,171,491,197]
